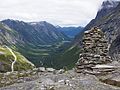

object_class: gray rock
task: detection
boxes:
[0,71,120,90]
[38,67,46,72]
[33,68,39,71]
[57,69,65,74]
[46,68,55,72]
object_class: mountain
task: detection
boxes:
[95,0,119,20]
[30,21,69,43]
[57,26,83,38]
[83,0,120,36]
[1,19,71,69]
[2,20,69,45]
[75,0,120,61]
[84,0,119,37]
[0,22,34,72]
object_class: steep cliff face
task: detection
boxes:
[83,0,120,44]
[75,1,120,61]
[84,0,119,31]
[96,0,119,20]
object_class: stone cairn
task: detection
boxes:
[76,27,112,74]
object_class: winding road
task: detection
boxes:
[5,45,17,72]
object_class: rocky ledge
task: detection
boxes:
[1,70,120,90]
[0,67,65,88]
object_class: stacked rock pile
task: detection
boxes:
[76,27,112,73]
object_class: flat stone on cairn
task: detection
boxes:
[76,27,112,74]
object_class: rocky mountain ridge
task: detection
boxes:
[96,0,119,20]
[2,19,69,45]
[75,0,120,61]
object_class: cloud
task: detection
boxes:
[0,0,105,26]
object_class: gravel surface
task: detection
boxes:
[0,70,120,90]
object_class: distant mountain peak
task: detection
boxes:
[95,0,120,20]
[79,0,120,62]
[55,25,61,28]
[2,19,19,23]
[99,0,119,10]
[2,19,26,26]
[37,21,52,26]
[30,21,53,27]
[39,21,48,24]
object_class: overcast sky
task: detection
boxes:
[0,0,105,27]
